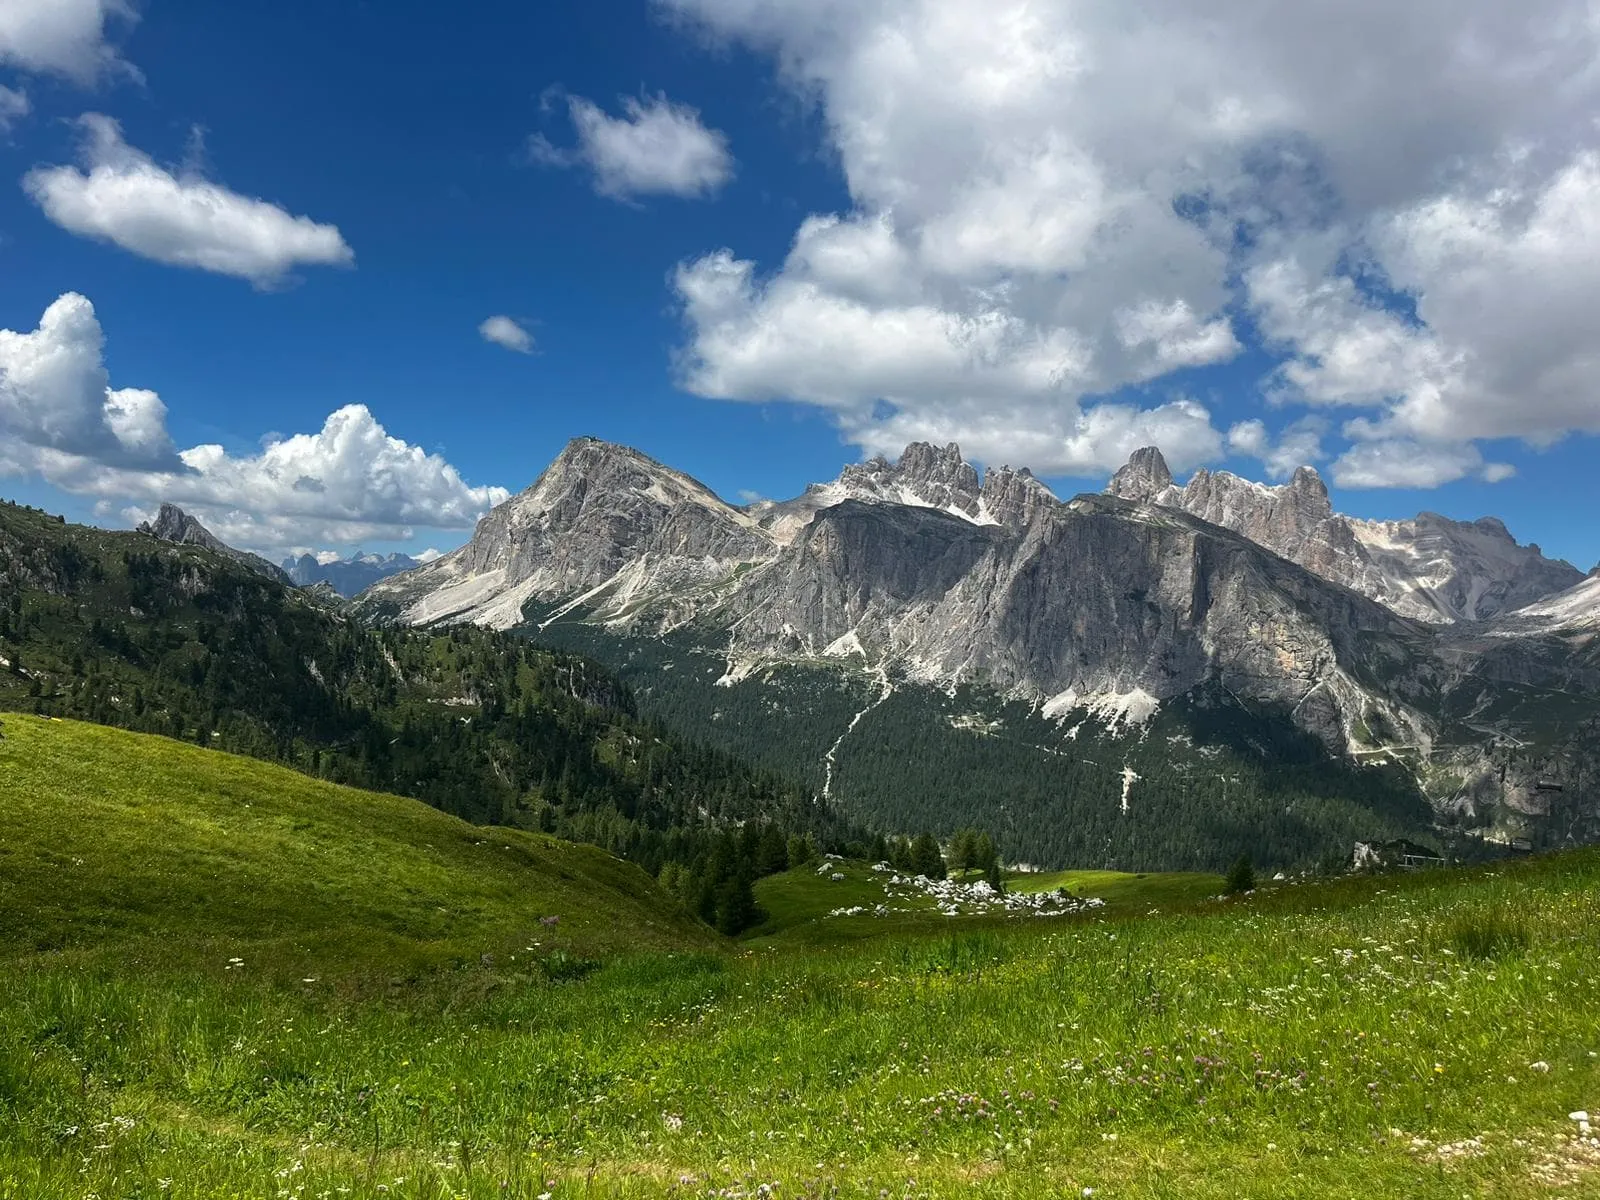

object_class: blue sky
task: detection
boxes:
[2,0,1599,568]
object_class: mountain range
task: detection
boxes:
[346,437,1600,864]
[281,549,430,597]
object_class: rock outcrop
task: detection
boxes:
[138,504,291,585]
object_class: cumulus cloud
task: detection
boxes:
[662,0,1600,485]
[479,314,535,354]
[0,0,136,85]
[0,292,178,468]
[0,86,30,134]
[1330,440,1513,490]
[0,294,508,553]
[1227,416,1327,480]
[533,92,733,200]
[24,115,355,287]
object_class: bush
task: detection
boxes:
[1225,855,1256,895]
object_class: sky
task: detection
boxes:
[2,0,1599,569]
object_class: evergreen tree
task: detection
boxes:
[909,832,947,880]
[949,829,978,873]
[1225,854,1256,895]
[973,831,999,877]
[714,873,759,935]
[786,833,817,869]
[982,855,1004,894]
[756,826,790,877]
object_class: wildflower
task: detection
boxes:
[1529,1061,1550,1073]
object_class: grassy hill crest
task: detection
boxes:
[0,714,713,975]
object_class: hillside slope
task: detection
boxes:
[2,750,1597,1198]
[0,715,713,967]
[0,498,852,886]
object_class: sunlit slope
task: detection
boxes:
[0,715,712,967]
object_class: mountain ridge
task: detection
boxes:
[355,437,1600,856]
[283,549,427,596]
[137,502,293,585]
[1107,446,1581,623]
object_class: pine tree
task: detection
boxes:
[786,833,817,869]
[714,873,759,935]
[1225,854,1256,895]
[756,826,790,877]
[909,832,947,880]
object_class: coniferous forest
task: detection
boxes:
[526,613,1446,873]
[0,500,870,931]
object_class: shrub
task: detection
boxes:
[1225,855,1256,895]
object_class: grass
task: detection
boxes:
[746,862,1224,946]
[4,716,1600,1197]
[0,714,713,979]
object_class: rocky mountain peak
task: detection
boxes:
[1288,466,1333,519]
[829,441,984,519]
[137,503,290,584]
[896,440,969,479]
[979,464,1058,527]
[1470,515,1514,541]
[1105,446,1174,502]
[141,502,211,546]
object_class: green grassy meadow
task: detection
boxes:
[3,716,1600,1198]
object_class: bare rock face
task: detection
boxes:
[138,503,291,585]
[980,464,1060,528]
[1105,445,1174,502]
[360,437,775,628]
[1106,447,1581,623]
[716,492,1432,754]
[357,435,1600,846]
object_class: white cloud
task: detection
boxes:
[846,395,1224,477]
[478,314,535,354]
[0,293,508,554]
[414,547,443,563]
[664,0,1600,484]
[1227,416,1327,480]
[0,86,30,134]
[0,291,177,467]
[24,115,355,287]
[0,0,136,85]
[534,92,733,199]
[1330,439,1514,489]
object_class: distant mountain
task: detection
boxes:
[283,550,426,597]
[356,437,1600,867]
[1107,447,1581,623]
[137,503,292,585]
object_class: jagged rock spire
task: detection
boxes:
[1105,446,1174,502]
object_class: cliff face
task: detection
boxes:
[361,440,1441,757]
[1108,447,1581,623]
[354,436,1600,846]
